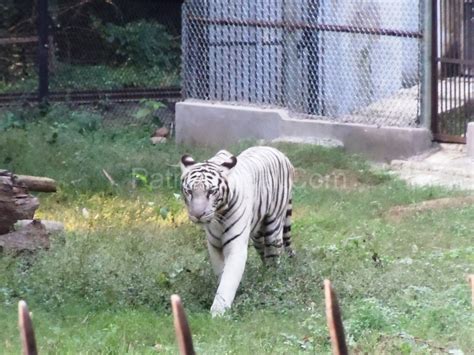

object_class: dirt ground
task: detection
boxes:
[388,143,474,190]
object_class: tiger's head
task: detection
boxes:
[180,153,237,224]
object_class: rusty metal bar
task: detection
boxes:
[187,15,423,39]
[438,57,474,66]
[433,133,467,144]
[0,87,181,106]
[0,36,39,45]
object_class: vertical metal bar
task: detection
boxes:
[448,0,452,116]
[463,0,467,135]
[307,0,320,115]
[422,0,431,128]
[37,0,49,103]
[442,0,446,122]
[425,0,438,134]
[453,0,458,135]
[458,0,463,136]
[468,2,473,124]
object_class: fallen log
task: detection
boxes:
[15,175,57,193]
[0,220,50,253]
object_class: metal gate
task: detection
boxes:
[432,0,474,143]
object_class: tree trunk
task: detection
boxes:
[0,171,40,234]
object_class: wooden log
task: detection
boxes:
[15,175,57,193]
[0,220,49,253]
[0,172,39,234]
[171,295,195,355]
[324,280,348,355]
[18,301,38,355]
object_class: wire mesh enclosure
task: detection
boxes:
[183,0,424,127]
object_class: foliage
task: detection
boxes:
[0,109,28,131]
[0,0,19,34]
[0,0,38,82]
[97,20,180,70]
[134,99,166,126]
[0,109,472,353]
[0,13,181,92]
[0,63,180,94]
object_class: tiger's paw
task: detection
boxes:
[286,247,296,258]
[210,295,230,318]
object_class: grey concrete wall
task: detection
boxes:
[468,122,474,159]
[176,100,433,162]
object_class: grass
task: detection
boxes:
[0,104,473,354]
[0,63,180,94]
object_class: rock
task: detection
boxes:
[0,220,49,253]
[153,127,169,138]
[151,136,168,145]
[15,219,64,234]
[0,171,40,234]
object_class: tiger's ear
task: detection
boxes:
[220,156,237,172]
[181,154,196,172]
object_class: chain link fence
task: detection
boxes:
[183,0,424,127]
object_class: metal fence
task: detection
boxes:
[183,0,424,128]
[432,0,474,143]
[0,0,182,125]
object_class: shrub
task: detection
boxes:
[98,20,180,70]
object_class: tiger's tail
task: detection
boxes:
[283,194,295,257]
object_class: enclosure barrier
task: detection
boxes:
[17,275,474,354]
[17,281,347,355]
[182,0,424,128]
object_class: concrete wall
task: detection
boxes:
[176,100,432,162]
[468,122,474,159]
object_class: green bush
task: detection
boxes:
[98,20,180,70]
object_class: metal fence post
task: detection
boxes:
[420,0,436,129]
[37,0,49,103]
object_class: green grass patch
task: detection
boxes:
[0,63,180,94]
[0,105,472,353]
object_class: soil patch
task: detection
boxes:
[385,195,474,222]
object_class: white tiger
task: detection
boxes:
[180,146,294,316]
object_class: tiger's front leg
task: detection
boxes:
[210,227,250,317]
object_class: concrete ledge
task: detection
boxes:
[176,100,433,162]
[467,122,474,159]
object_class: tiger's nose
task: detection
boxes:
[192,212,206,220]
